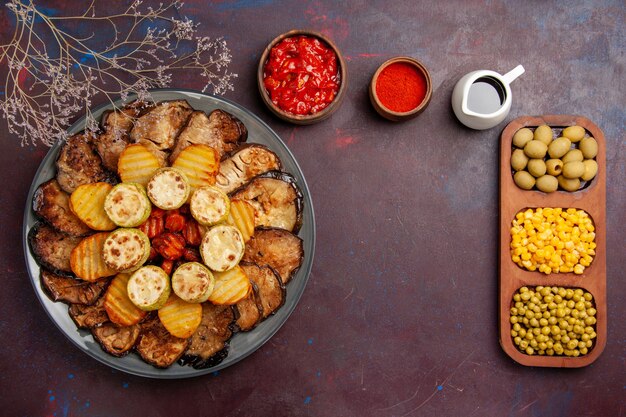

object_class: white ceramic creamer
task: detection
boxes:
[451,65,525,130]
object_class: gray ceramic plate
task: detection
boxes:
[22,89,315,379]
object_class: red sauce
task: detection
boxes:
[375,62,427,113]
[263,35,340,115]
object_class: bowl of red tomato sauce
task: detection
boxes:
[369,56,432,122]
[258,30,347,125]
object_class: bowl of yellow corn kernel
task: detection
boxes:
[498,115,606,368]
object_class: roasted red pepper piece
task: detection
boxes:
[138,216,165,239]
[160,259,174,275]
[182,219,203,247]
[152,233,186,261]
[182,247,201,262]
[165,211,186,233]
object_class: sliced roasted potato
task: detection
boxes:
[208,265,251,305]
[158,294,203,339]
[104,273,147,326]
[70,232,117,281]
[69,182,116,231]
[117,143,162,186]
[171,144,219,191]
[226,199,255,242]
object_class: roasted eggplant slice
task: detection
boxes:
[32,179,92,237]
[239,263,285,319]
[230,171,303,233]
[242,228,304,285]
[136,315,189,368]
[215,145,282,194]
[232,280,263,331]
[41,269,109,305]
[56,132,114,194]
[169,109,248,163]
[179,302,234,369]
[95,102,149,172]
[92,322,140,357]
[68,296,109,329]
[130,100,193,151]
[28,223,83,275]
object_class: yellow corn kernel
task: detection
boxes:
[574,264,585,275]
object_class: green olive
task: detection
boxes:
[562,125,585,142]
[524,140,548,159]
[547,137,571,159]
[511,149,529,171]
[535,175,558,193]
[563,161,585,179]
[581,159,598,181]
[545,159,563,176]
[513,128,534,148]
[579,137,598,159]
[534,125,553,145]
[561,149,584,163]
[514,171,536,190]
[558,175,581,191]
[527,159,547,177]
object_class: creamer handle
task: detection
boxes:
[503,65,525,84]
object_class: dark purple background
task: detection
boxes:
[1,1,624,416]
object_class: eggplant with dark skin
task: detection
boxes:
[95,100,153,172]
[56,131,115,194]
[68,296,109,329]
[169,109,248,163]
[32,179,92,237]
[179,302,234,369]
[215,144,281,194]
[136,314,189,368]
[130,99,193,152]
[230,171,303,233]
[242,227,304,285]
[41,269,109,305]
[28,223,83,275]
[92,322,140,357]
[239,262,285,319]
[232,280,264,332]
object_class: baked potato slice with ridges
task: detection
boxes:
[32,179,92,237]
[92,322,140,357]
[28,223,83,275]
[242,227,304,285]
[136,314,189,369]
[41,269,109,305]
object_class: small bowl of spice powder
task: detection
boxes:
[369,56,432,121]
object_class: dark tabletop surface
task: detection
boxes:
[1,1,624,416]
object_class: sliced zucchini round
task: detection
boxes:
[189,186,230,226]
[102,228,151,272]
[127,265,171,311]
[200,224,245,272]
[104,183,152,227]
[146,167,190,210]
[171,262,214,303]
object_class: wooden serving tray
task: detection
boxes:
[499,115,606,367]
